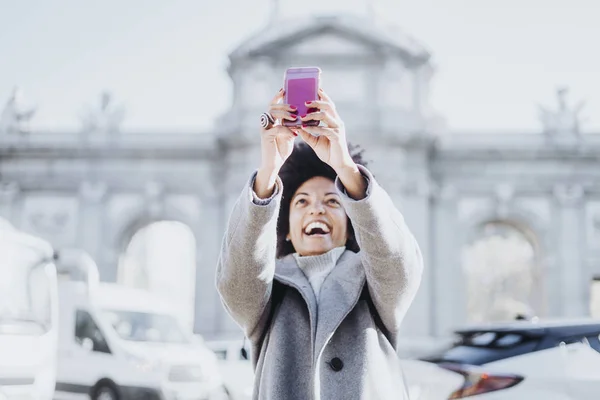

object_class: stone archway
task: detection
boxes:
[117,220,198,333]
[462,219,541,323]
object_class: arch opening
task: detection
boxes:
[117,220,197,332]
[462,220,541,323]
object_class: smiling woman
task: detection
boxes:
[276,142,363,258]
[215,86,423,399]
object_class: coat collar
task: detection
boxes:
[274,250,366,363]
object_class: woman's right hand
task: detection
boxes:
[254,89,298,198]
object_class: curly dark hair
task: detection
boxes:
[276,141,368,258]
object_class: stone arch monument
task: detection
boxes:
[1,12,600,348]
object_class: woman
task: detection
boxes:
[216,87,423,399]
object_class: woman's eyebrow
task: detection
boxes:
[293,192,309,198]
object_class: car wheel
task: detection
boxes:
[93,385,119,400]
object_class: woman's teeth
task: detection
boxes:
[304,221,330,235]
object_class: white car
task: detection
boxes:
[0,224,59,400]
[205,339,254,400]
[422,318,600,399]
[205,339,462,400]
[53,248,230,400]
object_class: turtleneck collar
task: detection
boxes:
[293,246,346,271]
[292,246,346,300]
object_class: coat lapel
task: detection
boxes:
[314,250,366,362]
[273,251,367,364]
[274,254,318,357]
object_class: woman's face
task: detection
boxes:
[287,176,348,257]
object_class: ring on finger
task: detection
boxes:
[260,112,276,130]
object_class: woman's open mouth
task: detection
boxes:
[303,221,331,237]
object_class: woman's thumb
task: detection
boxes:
[297,128,317,148]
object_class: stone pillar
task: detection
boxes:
[202,152,253,338]
[78,181,109,279]
[398,176,432,338]
[431,183,462,337]
[0,182,20,223]
[193,194,225,337]
[553,183,587,317]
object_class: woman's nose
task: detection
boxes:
[309,203,325,214]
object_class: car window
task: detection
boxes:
[554,333,600,355]
[213,349,227,360]
[75,310,111,354]
[421,331,540,366]
[588,335,600,353]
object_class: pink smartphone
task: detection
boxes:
[283,67,321,127]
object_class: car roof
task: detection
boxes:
[455,318,600,338]
[93,283,175,315]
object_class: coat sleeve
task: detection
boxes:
[335,165,424,337]
[215,171,282,341]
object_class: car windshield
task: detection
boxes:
[101,309,189,344]
[421,331,540,366]
[0,240,53,335]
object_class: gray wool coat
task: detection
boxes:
[216,165,424,400]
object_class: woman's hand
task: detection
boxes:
[294,89,356,173]
[255,89,298,199]
[294,89,366,199]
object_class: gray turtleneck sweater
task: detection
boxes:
[293,246,346,301]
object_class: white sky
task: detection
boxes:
[1,0,598,133]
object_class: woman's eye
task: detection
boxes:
[295,198,307,205]
[327,198,340,205]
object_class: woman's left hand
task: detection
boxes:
[293,89,357,174]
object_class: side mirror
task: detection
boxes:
[81,337,94,352]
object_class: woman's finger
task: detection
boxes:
[269,88,284,105]
[304,100,335,113]
[299,125,337,139]
[269,103,298,113]
[297,128,319,148]
[318,88,334,104]
[262,124,295,137]
[270,109,299,122]
[301,111,338,127]
[276,126,297,140]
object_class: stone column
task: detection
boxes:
[553,183,587,317]
[0,182,20,223]
[78,181,109,279]
[431,183,462,337]
[397,176,432,338]
[193,193,225,337]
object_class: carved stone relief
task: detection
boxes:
[553,183,585,207]
[21,195,79,245]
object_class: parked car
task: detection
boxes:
[204,339,254,400]
[422,318,600,399]
[0,223,59,400]
[53,248,230,400]
[205,339,462,400]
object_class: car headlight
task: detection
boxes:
[124,351,163,373]
[168,365,207,382]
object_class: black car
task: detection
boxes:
[420,318,600,398]
[422,318,600,366]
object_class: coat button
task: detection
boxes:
[328,357,344,372]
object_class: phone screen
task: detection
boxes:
[287,77,317,117]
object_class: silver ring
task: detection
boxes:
[260,112,275,130]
